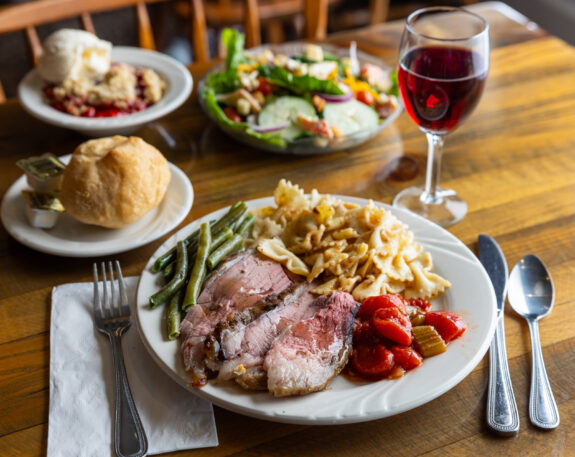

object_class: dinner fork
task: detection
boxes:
[93,261,148,457]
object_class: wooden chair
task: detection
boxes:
[0,0,209,102]
[328,0,390,32]
[181,0,332,59]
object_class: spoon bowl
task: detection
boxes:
[508,254,560,429]
[508,254,555,320]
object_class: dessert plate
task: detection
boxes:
[135,196,497,425]
[0,155,193,257]
[18,47,193,137]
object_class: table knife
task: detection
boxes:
[478,234,520,436]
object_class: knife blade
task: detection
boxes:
[478,234,520,436]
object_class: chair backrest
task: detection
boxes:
[0,0,209,102]
[178,0,329,59]
[243,0,328,47]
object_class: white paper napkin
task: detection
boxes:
[47,278,218,457]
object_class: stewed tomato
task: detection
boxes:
[348,294,466,384]
[357,293,407,320]
[372,306,412,346]
[391,346,423,371]
[408,298,432,312]
[425,311,467,343]
[353,320,381,345]
[351,344,394,379]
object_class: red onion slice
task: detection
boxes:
[250,123,288,133]
[315,83,353,103]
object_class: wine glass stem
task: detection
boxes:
[422,132,446,204]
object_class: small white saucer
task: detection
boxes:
[1,156,193,257]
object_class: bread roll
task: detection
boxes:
[60,136,171,228]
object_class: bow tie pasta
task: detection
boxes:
[250,179,450,301]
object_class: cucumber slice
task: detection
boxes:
[323,99,379,135]
[258,96,317,140]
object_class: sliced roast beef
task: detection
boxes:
[203,284,294,370]
[180,249,296,386]
[263,292,359,397]
[211,280,320,389]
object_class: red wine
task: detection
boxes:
[398,46,487,133]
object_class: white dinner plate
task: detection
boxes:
[136,196,497,425]
[18,47,193,137]
[0,155,193,257]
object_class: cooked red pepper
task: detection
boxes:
[425,310,467,343]
[391,346,423,371]
[351,344,394,379]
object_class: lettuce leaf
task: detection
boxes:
[206,70,240,94]
[205,28,246,93]
[257,65,344,95]
[221,28,245,72]
[202,87,286,148]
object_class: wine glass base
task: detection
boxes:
[392,186,467,227]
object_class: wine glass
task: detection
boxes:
[393,7,489,226]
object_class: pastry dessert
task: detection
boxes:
[60,136,171,228]
[38,29,166,117]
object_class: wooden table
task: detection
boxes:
[1,2,574,455]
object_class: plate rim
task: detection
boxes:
[0,155,194,257]
[17,46,193,132]
[135,195,497,425]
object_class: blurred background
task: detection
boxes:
[0,0,573,100]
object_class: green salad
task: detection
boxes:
[200,29,399,149]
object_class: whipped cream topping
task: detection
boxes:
[37,29,112,83]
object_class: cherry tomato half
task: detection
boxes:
[351,344,394,378]
[356,90,375,106]
[358,294,407,320]
[425,311,467,343]
[256,77,273,97]
[223,107,243,123]
[372,307,412,346]
[391,346,423,371]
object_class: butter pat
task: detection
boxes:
[17,153,66,192]
[37,29,112,83]
[22,191,65,229]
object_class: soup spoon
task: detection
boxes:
[508,254,560,429]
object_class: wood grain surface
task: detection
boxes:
[0,2,574,456]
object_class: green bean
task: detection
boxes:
[149,240,188,308]
[182,203,246,264]
[183,222,212,311]
[167,289,183,340]
[162,261,175,281]
[152,202,246,273]
[151,224,204,273]
[210,227,234,252]
[212,201,247,235]
[207,233,244,270]
[235,214,255,237]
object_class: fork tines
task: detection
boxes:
[92,260,130,320]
